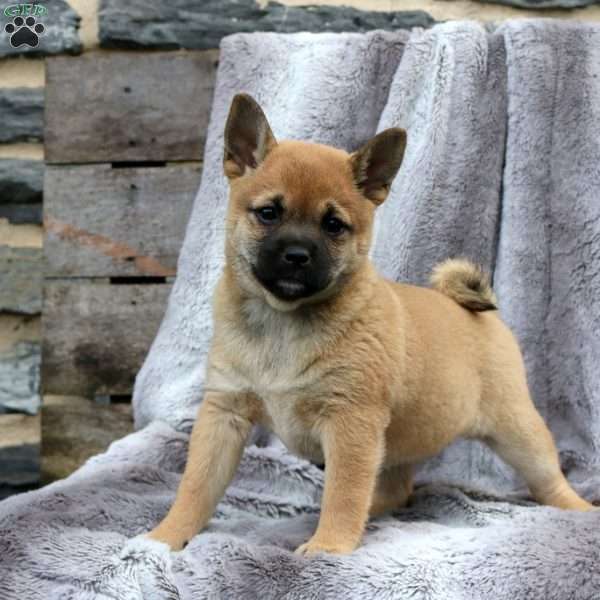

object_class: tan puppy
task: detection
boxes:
[148,94,592,555]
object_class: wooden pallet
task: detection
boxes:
[42,50,217,399]
[45,51,218,164]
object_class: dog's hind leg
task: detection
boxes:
[484,387,593,511]
[369,464,414,517]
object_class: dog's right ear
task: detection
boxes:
[223,94,277,179]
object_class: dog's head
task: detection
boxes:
[223,94,406,311]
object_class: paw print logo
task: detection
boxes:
[5,16,45,48]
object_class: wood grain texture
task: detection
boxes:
[44,163,200,277]
[41,395,133,484]
[42,282,171,396]
[0,246,43,314]
[45,50,218,163]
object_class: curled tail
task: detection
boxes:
[430,258,497,312]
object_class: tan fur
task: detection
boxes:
[431,257,497,311]
[148,96,593,556]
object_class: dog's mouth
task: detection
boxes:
[272,278,315,300]
[259,275,313,301]
[251,266,324,301]
[274,278,306,295]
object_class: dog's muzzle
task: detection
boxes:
[252,234,332,301]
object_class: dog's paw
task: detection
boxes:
[145,527,189,552]
[295,537,356,557]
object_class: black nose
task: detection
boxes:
[283,245,311,266]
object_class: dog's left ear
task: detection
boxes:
[223,93,277,179]
[350,128,407,205]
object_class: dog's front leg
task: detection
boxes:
[147,392,253,550]
[296,413,385,556]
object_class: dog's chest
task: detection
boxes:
[208,305,326,462]
[260,389,324,463]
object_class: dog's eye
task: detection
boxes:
[322,215,347,236]
[254,206,280,225]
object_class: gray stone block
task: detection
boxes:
[0,88,44,143]
[0,444,39,494]
[0,413,40,497]
[0,341,41,415]
[0,203,42,223]
[0,246,43,314]
[0,159,43,204]
[0,0,81,57]
[0,159,43,223]
[99,0,434,51]
[267,3,434,34]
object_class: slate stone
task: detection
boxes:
[0,159,43,223]
[0,413,40,497]
[99,0,434,51]
[0,88,44,143]
[0,444,39,499]
[0,159,43,204]
[0,203,42,223]
[0,341,41,415]
[478,0,598,6]
[0,246,43,314]
[0,0,81,57]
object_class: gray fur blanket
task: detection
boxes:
[2,19,600,599]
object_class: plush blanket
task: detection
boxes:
[2,19,600,599]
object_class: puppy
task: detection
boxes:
[148,94,592,555]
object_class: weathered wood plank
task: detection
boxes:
[0,246,43,314]
[45,51,218,163]
[42,282,171,396]
[44,163,199,277]
[41,395,132,484]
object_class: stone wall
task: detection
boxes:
[0,0,89,496]
[1,0,599,494]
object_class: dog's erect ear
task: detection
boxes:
[223,94,277,179]
[350,128,407,205]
